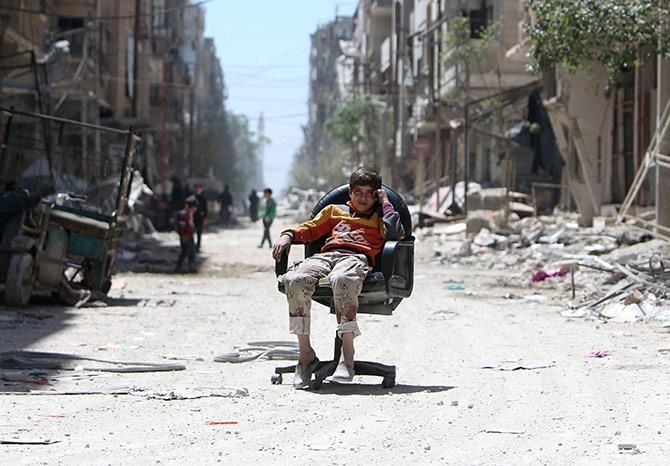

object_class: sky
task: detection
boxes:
[203,0,358,194]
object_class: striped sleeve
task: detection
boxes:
[288,205,336,243]
[380,201,405,240]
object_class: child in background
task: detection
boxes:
[175,196,199,273]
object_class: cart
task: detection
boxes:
[0,107,139,307]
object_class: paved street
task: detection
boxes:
[2,218,669,464]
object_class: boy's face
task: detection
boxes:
[187,205,198,213]
[195,186,203,195]
[349,184,377,213]
[264,191,271,199]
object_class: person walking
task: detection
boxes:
[219,185,233,226]
[248,189,259,223]
[258,188,276,248]
[174,196,198,273]
[193,183,207,251]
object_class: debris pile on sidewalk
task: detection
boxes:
[417,209,670,326]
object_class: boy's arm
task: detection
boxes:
[378,191,405,240]
[281,205,335,243]
[272,205,335,262]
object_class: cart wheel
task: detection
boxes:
[101,279,112,295]
[382,377,395,389]
[5,253,34,308]
[271,374,283,385]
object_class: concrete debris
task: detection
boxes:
[418,208,670,326]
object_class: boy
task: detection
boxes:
[258,188,276,248]
[272,167,405,388]
[175,196,198,273]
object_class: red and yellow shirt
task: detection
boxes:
[285,200,405,264]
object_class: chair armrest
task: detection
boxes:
[380,239,414,297]
[380,241,401,281]
[275,252,289,277]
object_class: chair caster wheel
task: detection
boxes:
[311,376,323,391]
[271,374,283,385]
[382,377,395,389]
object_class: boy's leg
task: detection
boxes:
[280,255,332,366]
[195,221,203,251]
[265,219,273,248]
[186,239,196,272]
[176,239,187,271]
[329,253,371,368]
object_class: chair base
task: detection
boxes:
[271,333,396,390]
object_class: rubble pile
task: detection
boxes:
[417,211,670,326]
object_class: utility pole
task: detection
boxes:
[463,62,470,215]
[394,0,405,162]
[132,0,141,117]
[94,0,101,176]
[189,84,194,177]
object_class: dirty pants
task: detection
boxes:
[260,218,273,248]
[194,218,204,251]
[177,238,195,271]
[281,251,371,338]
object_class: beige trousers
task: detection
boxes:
[281,251,371,338]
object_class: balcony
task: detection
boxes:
[371,0,392,18]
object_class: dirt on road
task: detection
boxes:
[1,218,669,465]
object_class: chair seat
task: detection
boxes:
[277,271,387,296]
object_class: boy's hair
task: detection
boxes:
[349,166,382,190]
[185,196,198,208]
[264,188,272,195]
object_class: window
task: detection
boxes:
[466,1,493,39]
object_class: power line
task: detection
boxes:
[0,0,212,20]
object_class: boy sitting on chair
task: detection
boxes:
[272,167,405,388]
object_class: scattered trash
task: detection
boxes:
[443,283,465,291]
[0,438,61,445]
[474,360,554,371]
[618,443,640,454]
[0,351,185,373]
[481,429,525,435]
[531,267,567,282]
[4,384,249,399]
[450,400,459,406]
[585,351,613,358]
[214,341,299,363]
[206,421,238,426]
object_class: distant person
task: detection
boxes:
[193,183,208,251]
[219,185,233,226]
[248,189,259,223]
[174,196,198,273]
[258,188,276,248]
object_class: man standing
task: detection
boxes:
[258,188,276,248]
[219,185,233,226]
[193,183,207,251]
[248,189,259,223]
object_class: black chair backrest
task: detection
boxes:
[311,184,412,235]
[305,184,413,265]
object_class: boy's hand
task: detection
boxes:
[272,233,292,261]
[377,189,389,204]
